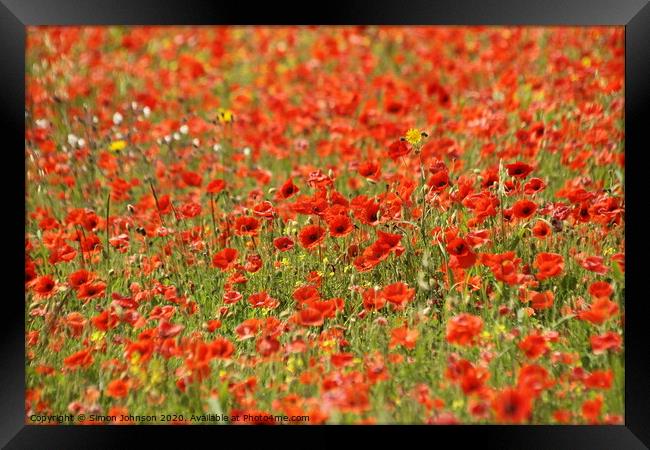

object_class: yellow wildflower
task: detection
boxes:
[90,331,105,342]
[405,128,424,146]
[109,140,127,152]
[217,108,234,124]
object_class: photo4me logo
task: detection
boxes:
[191,413,311,423]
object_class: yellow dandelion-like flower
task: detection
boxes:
[109,140,127,152]
[217,108,234,124]
[405,128,427,146]
[90,331,105,342]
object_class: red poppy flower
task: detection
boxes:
[330,352,355,368]
[298,224,326,249]
[480,251,522,285]
[428,170,450,191]
[77,281,107,301]
[211,337,235,358]
[223,290,243,304]
[446,237,477,269]
[583,370,613,390]
[235,318,263,340]
[578,255,608,275]
[505,162,534,179]
[578,298,619,325]
[588,281,613,299]
[553,410,572,424]
[106,379,130,398]
[518,332,549,359]
[450,361,489,396]
[387,140,412,160]
[590,331,622,354]
[65,312,86,337]
[358,161,382,182]
[446,313,483,346]
[327,215,353,237]
[91,309,118,331]
[63,348,94,370]
[206,179,226,194]
[25,258,37,284]
[212,248,238,270]
[293,285,320,304]
[612,253,625,272]
[234,216,260,236]
[273,236,294,251]
[158,320,184,338]
[277,178,300,199]
[207,320,222,332]
[244,254,263,273]
[492,388,532,423]
[252,201,275,219]
[179,202,202,219]
[68,269,93,289]
[357,202,380,226]
[531,221,551,238]
[582,396,603,423]
[517,364,552,397]
[524,177,546,195]
[513,199,537,219]
[389,325,419,349]
[362,288,386,311]
[376,230,403,252]
[529,290,554,310]
[30,275,57,299]
[380,282,415,310]
[533,252,564,280]
[181,171,203,187]
[248,291,279,309]
[256,335,280,357]
[295,307,324,327]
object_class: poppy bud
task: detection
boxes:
[551,218,563,232]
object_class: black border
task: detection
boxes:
[2,1,649,448]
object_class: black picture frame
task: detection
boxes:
[2,1,648,448]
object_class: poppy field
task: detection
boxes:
[25,26,625,425]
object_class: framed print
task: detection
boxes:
[2,0,649,448]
